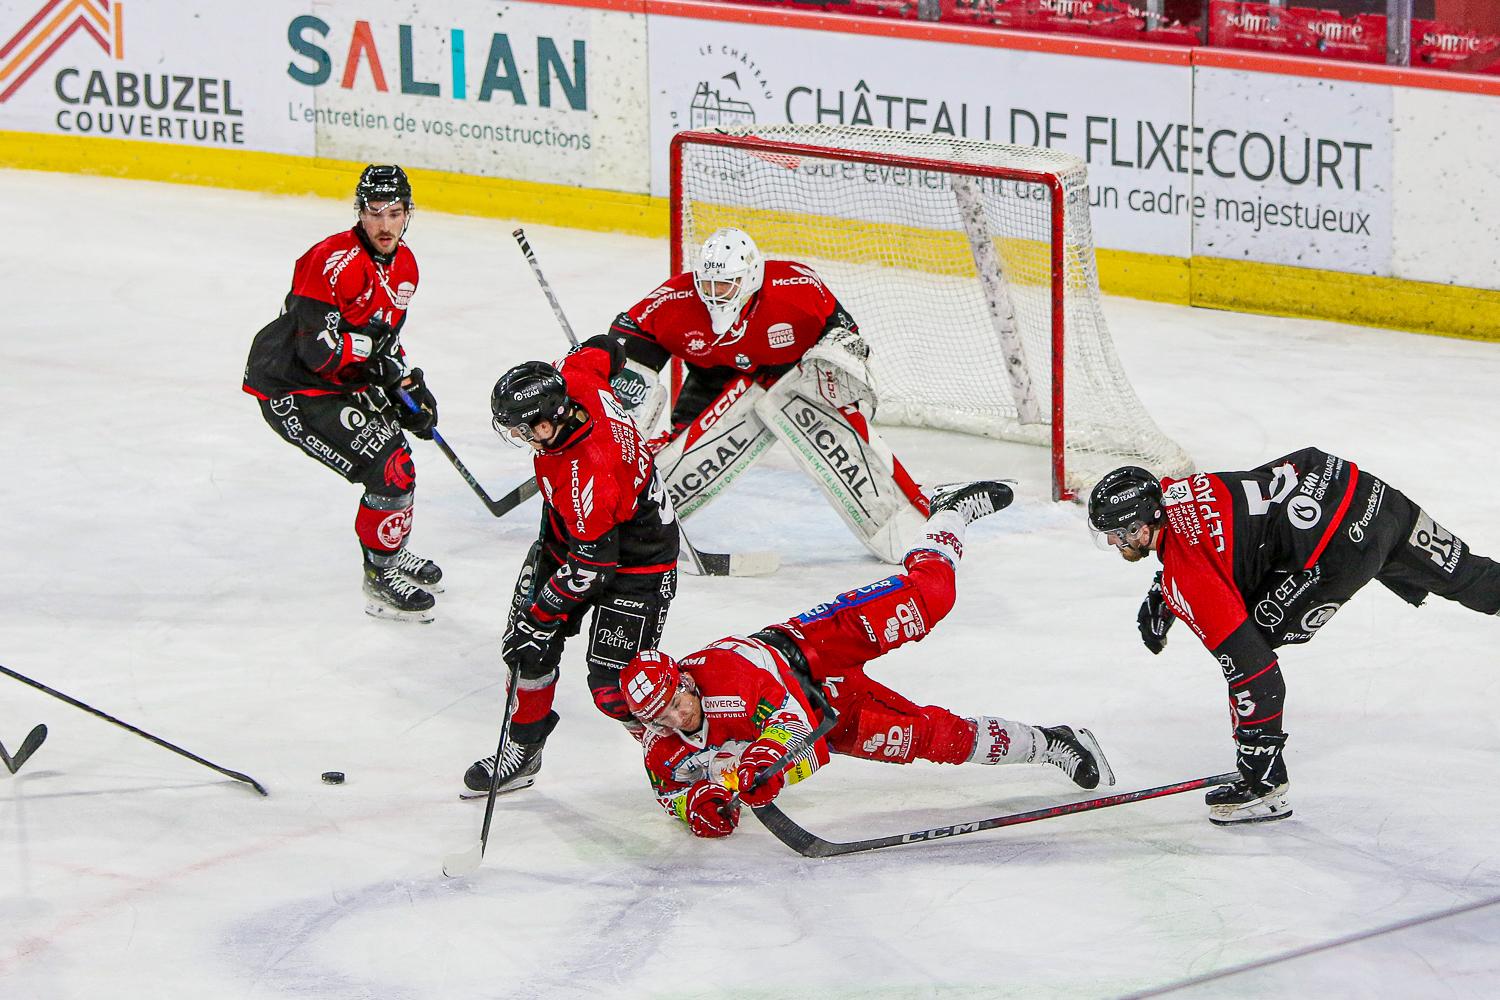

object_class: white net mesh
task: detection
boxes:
[672,124,1193,497]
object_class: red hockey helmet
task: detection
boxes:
[622,649,683,722]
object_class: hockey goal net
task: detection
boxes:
[669,125,1193,500]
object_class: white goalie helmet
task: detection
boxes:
[694,228,764,336]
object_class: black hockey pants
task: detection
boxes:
[1248,473,1500,649]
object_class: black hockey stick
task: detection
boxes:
[0,664,267,796]
[443,661,521,878]
[395,388,539,518]
[752,771,1240,858]
[0,723,47,775]
[511,228,778,578]
[727,701,840,815]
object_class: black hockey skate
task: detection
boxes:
[363,563,436,624]
[1036,725,1115,790]
[929,481,1014,525]
[1206,779,1292,826]
[463,712,558,796]
[393,547,444,593]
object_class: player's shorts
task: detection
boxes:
[1248,473,1500,647]
[257,390,410,491]
[770,554,957,676]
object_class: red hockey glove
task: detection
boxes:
[734,738,788,808]
[684,781,739,838]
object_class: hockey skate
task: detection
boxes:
[929,481,1014,525]
[392,547,444,593]
[1206,780,1293,826]
[463,712,558,796]
[363,563,436,624]
[1036,725,1114,790]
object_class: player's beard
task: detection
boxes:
[1117,540,1151,562]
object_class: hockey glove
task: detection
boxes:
[683,780,739,838]
[734,738,789,808]
[501,607,561,680]
[1137,571,1175,655]
[354,354,405,391]
[396,367,438,440]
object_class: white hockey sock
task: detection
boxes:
[907,509,967,568]
[966,717,1038,765]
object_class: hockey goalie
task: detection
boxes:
[608,228,949,564]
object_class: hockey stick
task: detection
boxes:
[511,227,778,578]
[752,771,1240,858]
[395,388,539,518]
[442,661,521,878]
[0,723,47,775]
[0,664,268,796]
[726,689,839,815]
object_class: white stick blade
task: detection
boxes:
[730,551,781,577]
[441,843,483,879]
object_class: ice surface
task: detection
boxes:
[3,170,1499,999]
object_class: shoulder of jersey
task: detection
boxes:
[304,229,364,279]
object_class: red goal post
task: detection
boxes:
[668,125,1193,501]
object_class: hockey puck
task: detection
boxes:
[321,771,346,785]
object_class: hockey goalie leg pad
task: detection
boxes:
[653,375,776,519]
[756,381,926,564]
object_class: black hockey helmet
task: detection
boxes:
[491,361,571,446]
[355,164,412,210]
[1087,466,1164,535]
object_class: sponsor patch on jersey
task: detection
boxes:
[767,323,796,349]
[686,336,708,355]
[1162,480,1192,506]
[1288,495,1322,529]
[393,281,415,309]
[702,695,747,715]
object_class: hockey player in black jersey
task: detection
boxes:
[1089,447,1500,825]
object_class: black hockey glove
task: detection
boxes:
[354,354,405,390]
[1137,571,1175,655]
[502,607,562,680]
[396,367,438,440]
[362,317,399,357]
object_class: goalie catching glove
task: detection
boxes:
[800,325,876,410]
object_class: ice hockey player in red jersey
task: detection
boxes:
[607,228,931,563]
[620,481,1114,839]
[1088,449,1500,826]
[243,165,443,623]
[464,336,680,795]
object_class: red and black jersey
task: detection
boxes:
[641,636,829,812]
[243,227,418,399]
[610,260,856,384]
[528,346,678,624]
[1158,447,1360,676]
